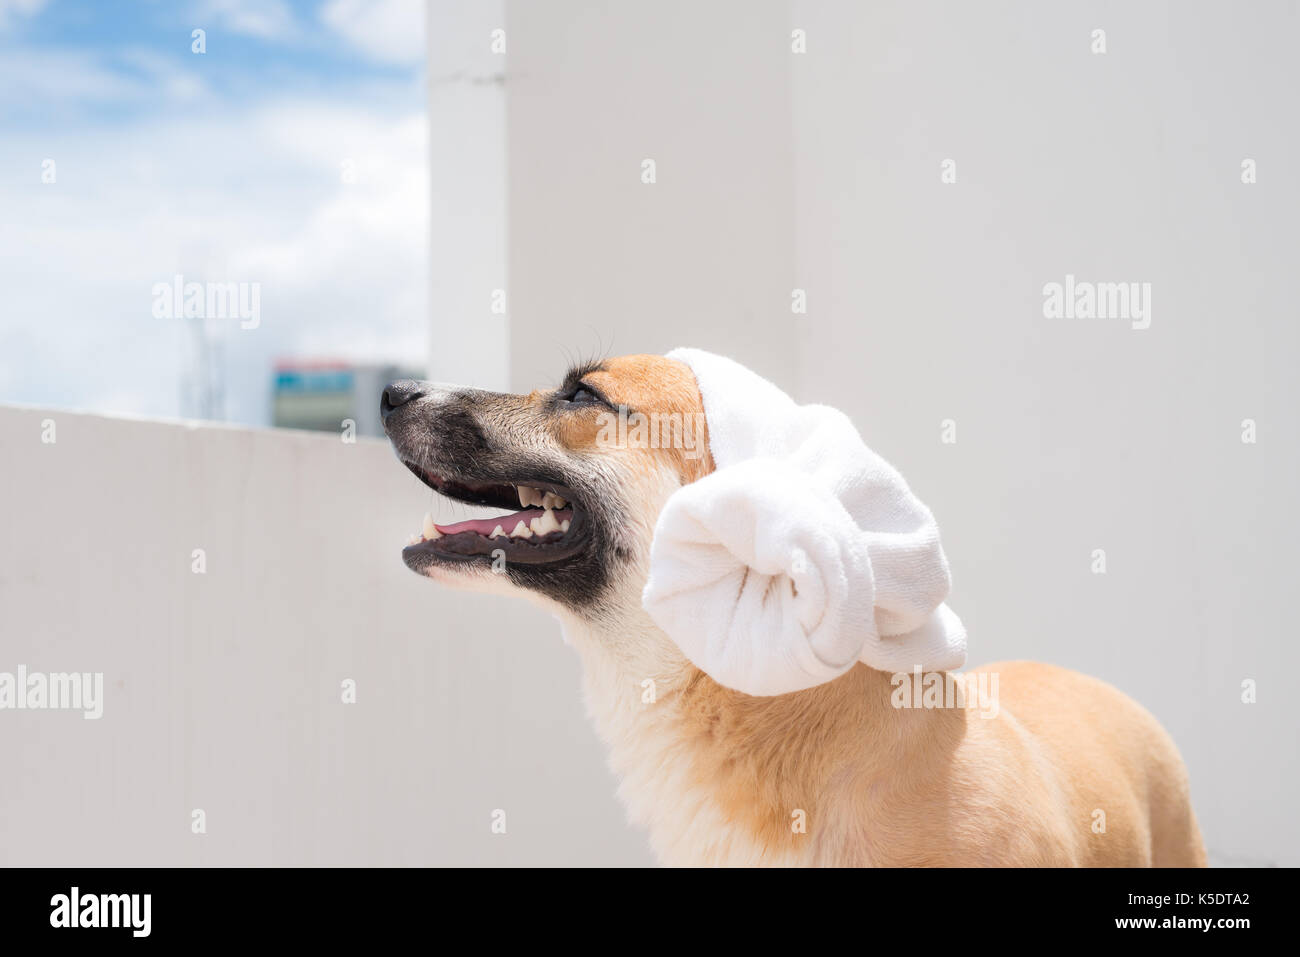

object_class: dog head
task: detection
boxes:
[381,354,713,617]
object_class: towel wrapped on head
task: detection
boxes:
[641,348,966,697]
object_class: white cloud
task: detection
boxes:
[0,100,428,424]
[0,49,210,106]
[0,49,145,103]
[119,48,212,101]
[197,0,296,41]
[321,0,425,65]
[0,0,47,30]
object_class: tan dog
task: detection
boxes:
[381,354,1206,867]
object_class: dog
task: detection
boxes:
[381,353,1207,867]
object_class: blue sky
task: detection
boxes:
[0,0,428,425]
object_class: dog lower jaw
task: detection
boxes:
[402,507,584,569]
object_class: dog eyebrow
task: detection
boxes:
[559,359,607,394]
[555,359,627,412]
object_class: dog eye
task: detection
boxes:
[566,386,600,405]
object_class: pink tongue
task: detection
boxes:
[436,508,574,537]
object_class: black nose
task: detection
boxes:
[381,379,427,420]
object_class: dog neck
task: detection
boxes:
[556,592,937,866]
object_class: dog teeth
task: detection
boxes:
[518,485,569,510]
[509,520,533,539]
[407,534,421,546]
[534,509,560,535]
[489,524,506,539]
[560,519,570,533]
[422,513,441,539]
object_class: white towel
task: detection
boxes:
[641,348,966,696]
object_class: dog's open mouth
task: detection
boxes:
[400,462,587,565]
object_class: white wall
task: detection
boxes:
[0,406,651,866]
[427,0,510,391]
[505,0,797,390]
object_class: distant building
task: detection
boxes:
[272,360,422,437]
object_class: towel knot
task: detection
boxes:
[641,349,966,696]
